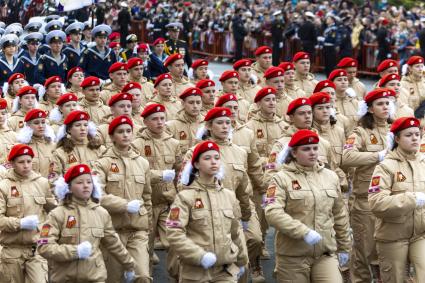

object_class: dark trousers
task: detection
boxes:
[324,45,337,77]
[234,39,244,61]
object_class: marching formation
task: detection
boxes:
[0,15,425,283]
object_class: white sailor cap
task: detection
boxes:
[91,24,112,37]
[45,15,60,23]
[126,33,138,43]
[65,21,85,34]
[5,23,23,36]
[24,32,44,43]
[46,30,66,43]
[0,22,5,29]
[0,33,19,48]
[24,21,42,32]
[166,22,183,31]
[45,20,63,33]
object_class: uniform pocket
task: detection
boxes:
[222,209,235,232]
[191,209,208,226]
[91,228,104,238]
[33,196,47,205]
[6,197,23,217]
[287,190,312,212]
[164,155,176,164]
[105,174,122,196]
[60,228,78,244]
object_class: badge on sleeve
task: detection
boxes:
[396,172,406,182]
[66,216,77,228]
[263,185,277,206]
[10,186,19,197]
[194,198,204,209]
[368,176,381,194]
[166,207,181,228]
[257,129,264,139]
[144,145,152,156]
[292,180,301,190]
[179,131,187,140]
[370,134,378,144]
[110,163,119,173]
[343,137,355,150]
[68,153,77,164]
[40,224,51,237]
[268,152,276,163]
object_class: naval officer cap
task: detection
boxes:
[24,21,42,32]
[91,24,112,37]
[83,21,93,31]
[0,34,19,48]
[166,22,183,31]
[65,21,85,34]
[46,30,66,43]
[45,20,63,33]
[24,32,43,43]
[45,15,60,23]
[5,24,23,36]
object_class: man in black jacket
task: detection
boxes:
[376,18,392,62]
[271,11,285,66]
[118,2,131,48]
[298,12,317,62]
[232,9,247,62]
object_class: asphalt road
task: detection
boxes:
[152,62,377,282]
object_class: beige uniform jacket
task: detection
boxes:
[394,100,414,119]
[342,122,389,197]
[95,114,142,148]
[27,136,56,178]
[368,148,425,243]
[139,77,155,104]
[133,129,182,205]
[8,109,27,131]
[244,112,287,165]
[39,99,56,115]
[401,75,425,110]
[93,146,152,231]
[264,161,351,257]
[294,72,318,96]
[101,83,122,105]
[79,98,111,125]
[181,139,252,221]
[215,90,250,123]
[251,62,267,87]
[335,92,359,134]
[37,198,134,282]
[0,170,56,246]
[0,127,17,164]
[237,82,261,103]
[200,103,213,118]
[248,92,293,121]
[166,110,203,154]
[172,76,194,97]
[66,87,84,100]
[350,78,367,99]
[166,179,248,272]
[4,93,15,112]
[282,85,306,100]
[148,95,182,121]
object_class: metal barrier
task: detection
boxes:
[130,20,418,76]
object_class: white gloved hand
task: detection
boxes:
[378,149,387,162]
[416,192,425,208]
[303,230,322,246]
[162,169,176,183]
[338,252,350,266]
[20,215,39,230]
[241,221,249,231]
[123,270,135,283]
[77,241,92,259]
[127,200,141,214]
[237,266,245,279]
[200,252,217,269]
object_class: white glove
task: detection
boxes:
[237,266,245,279]
[338,252,350,266]
[378,149,387,162]
[200,252,217,269]
[20,215,39,230]
[303,230,322,246]
[124,270,135,283]
[127,200,141,214]
[416,192,425,208]
[162,169,176,183]
[77,241,92,259]
[241,221,249,231]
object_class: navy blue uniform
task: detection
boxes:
[323,24,341,76]
[63,43,86,70]
[19,50,40,85]
[79,46,117,80]
[35,51,68,84]
[0,54,24,87]
[147,53,168,80]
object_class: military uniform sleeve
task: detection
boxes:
[142,160,152,219]
[368,162,416,218]
[78,50,89,76]
[34,56,46,84]
[331,179,351,253]
[264,174,310,239]
[263,139,285,186]
[166,192,206,266]
[99,207,135,270]
[0,188,21,232]
[246,133,267,193]
[235,170,251,222]
[51,150,66,178]
[230,195,248,266]
[37,209,79,261]
[41,177,57,212]
[342,127,380,168]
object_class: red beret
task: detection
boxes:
[0,98,7,110]
[287,97,312,115]
[109,32,121,41]
[64,164,91,183]
[233,59,252,70]
[278,62,295,71]
[44,76,62,87]
[215,93,238,107]
[377,59,398,73]
[254,87,276,103]
[378,73,400,87]
[8,73,25,85]
[204,107,231,121]
[17,86,37,97]
[108,115,133,135]
[390,117,420,134]
[309,92,331,107]
[314,80,336,92]
[191,59,208,69]
[141,103,165,118]
[154,73,172,87]
[407,56,424,66]
[152,37,165,46]
[191,140,220,165]
[122,82,142,93]
[164,53,184,67]
[183,1,191,7]
[108,62,127,74]
[364,88,396,104]
[137,43,149,52]
[108,93,133,106]
[24,108,46,122]
[80,76,100,88]
[328,69,348,81]
[109,42,120,49]
[255,46,272,56]
[337,57,358,68]
[67,66,84,81]
[288,129,319,147]
[127,57,143,69]
[179,87,203,100]
[380,18,390,26]
[8,144,34,161]
[219,70,239,82]
[196,79,215,89]
[56,93,78,106]
[264,67,285,80]
[293,51,310,62]
[64,110,90,125]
